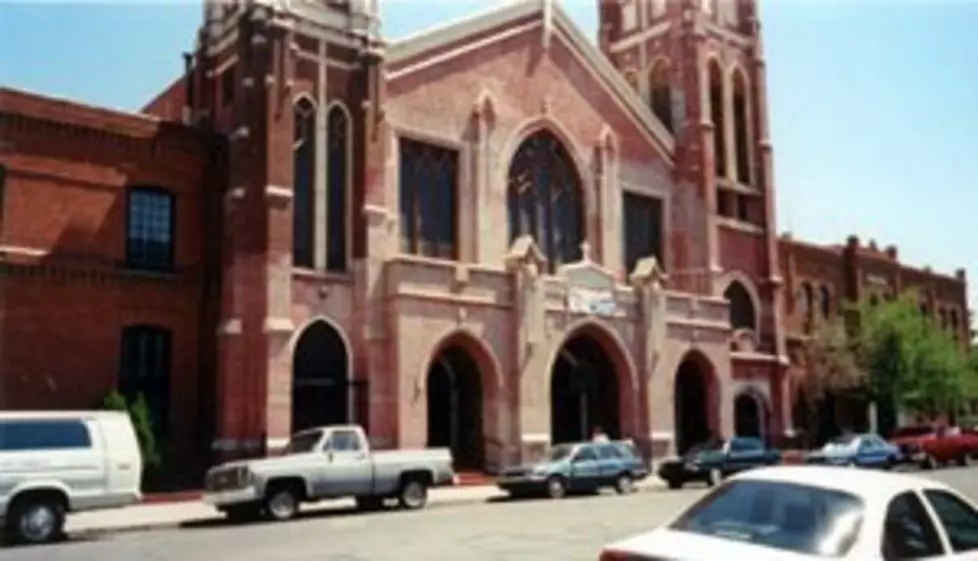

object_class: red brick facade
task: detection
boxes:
[0,0,970,475]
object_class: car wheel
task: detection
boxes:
[397,478,429,510]
[264,486,300,521]
[666,479,683,490]
[546,476,567,499]
[707,469,723,486]
[959,454,971,467]
[614,473,634,495]
[8,496,66,545]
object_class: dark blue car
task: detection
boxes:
[496,440,649,499]
[656,436,781,489]
[805,433,902,469]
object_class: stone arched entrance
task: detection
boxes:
[291,319,351,433]
[426,344,485,470]
[673,351,717,454]
[550,325,633,444]
[734,391,765,438]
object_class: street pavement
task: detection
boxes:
[3,467,978,561]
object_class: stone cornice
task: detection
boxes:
[0,258,202,289]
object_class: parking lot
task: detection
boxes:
[4,466,977,561]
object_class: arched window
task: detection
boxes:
[649,60,673,133]
[708,60,726,178]
[725,281,756,332]
[292,98,316,268]
[326,105,349,273]
[819,285,832,318]
[507,130,584,273]
[732,69,751,184]
[798,282,813,317]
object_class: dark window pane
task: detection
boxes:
[120,326,172,442]
[326,107,348,272]
[292,100,316,268]
[398,139,458,259]
[506,131,583,273]
[622,192,663,274]
[126,188,175,270]
[0,420,92,451]
[923,490,978,552]
[881,492,945,558]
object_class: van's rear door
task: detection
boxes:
[96,415,142,503]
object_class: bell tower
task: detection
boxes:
[600,0,789,436]
[188,0,387,458]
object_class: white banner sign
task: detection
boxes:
[568,287,618,316]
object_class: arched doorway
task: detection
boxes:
[426,345,484,470]
[674,352,715,454]
[734,392,763,438]
[550,333,621,444]
[291,320,350,433]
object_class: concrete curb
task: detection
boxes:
[67,479,666,541]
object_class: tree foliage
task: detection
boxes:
[795,317,866,404]
[101,390,162,471]
[856,292,967,418]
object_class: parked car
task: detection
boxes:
[496,440,649,499]
[805,433,901,469]
[0,411,143,545]
[203,425,455,522]
[656,436,781,489]
[889,425,978,469]
[598,465,978,560]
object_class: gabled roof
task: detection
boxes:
[386,0,675,160]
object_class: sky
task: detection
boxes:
[0,0,975,333]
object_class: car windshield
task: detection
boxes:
[670,480,865,558]
[686,440,726,455]
[548,445,575,462]
[284,430,322,454]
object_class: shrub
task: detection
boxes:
[101,390,162,471]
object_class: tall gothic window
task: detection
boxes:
[732,70,751,184]
[120,325,172,442]
[292,98,316,268]
[708,60,726,178]
[649,60,673,133]
[507,130,584,273]
[398,138,458,259]
[622,191,663,275]
[725,281,757,332]
[326,105,349,272]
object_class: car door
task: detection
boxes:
[921,488,978,557]
[595,444,623,484]
[726,438,762,473]
[858,436,887,467]
[318,429,373,498]
[880,491,947,560]
[568,446,601,491]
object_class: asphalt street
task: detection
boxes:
[4,467,978,561]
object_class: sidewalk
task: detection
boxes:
[67,478,665,537]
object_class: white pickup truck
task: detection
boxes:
[203,425,456,522]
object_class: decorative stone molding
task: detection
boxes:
[262,316,295,334]
[630,255,668,380]
[505,235,546,347]
[217,318,243,336]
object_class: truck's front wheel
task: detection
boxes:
[264,486,300,521]
[397,479,429,510]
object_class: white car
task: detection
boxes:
[0,412,143,545]
[599,465,978,560]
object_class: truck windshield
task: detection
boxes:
[285,430,323,454]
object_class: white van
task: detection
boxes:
[0,411,143,545]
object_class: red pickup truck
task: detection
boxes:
[889,425,978,469]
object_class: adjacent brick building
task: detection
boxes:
[0,0,971,475]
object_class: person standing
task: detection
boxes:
[592,426,610,443]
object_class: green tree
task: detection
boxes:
[856,292,966,423]
[101,390,162,472]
